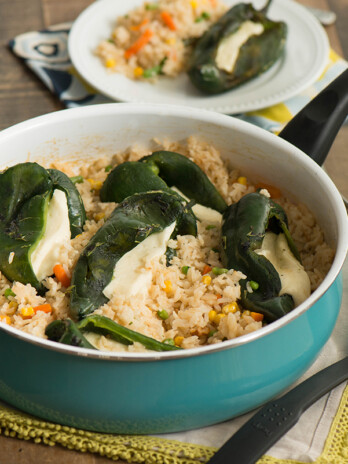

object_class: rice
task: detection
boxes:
[96,0,228,80]
[0,136,335,351]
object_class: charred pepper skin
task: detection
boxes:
[47,169,86,238]
[221,192,300,322]
[141,151,227,213]
[0,163,86,292]
[45,319,96,349]
[100,151,227,214]
[70,190,197,320]
[187,1,287,95]
[45,315,181,352]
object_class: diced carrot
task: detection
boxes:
[160,11,176,30]
[130,18,149,31]
[0,315,11,325]
[215,294,222,300]
[170,49,177,61]
[254,182,282,198]
[33,304,52,314]
[250,312,264,322]
[209,0,217,7]
[124,29,154,59]
[53,264,71,288]
[203,265,212,275]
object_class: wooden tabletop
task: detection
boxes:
[0,0,347,462]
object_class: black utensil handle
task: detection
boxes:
[208,356,348,464]
[278,68,348,166]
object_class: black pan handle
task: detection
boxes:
[278,68,348,166]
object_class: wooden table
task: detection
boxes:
[0,0,347,462]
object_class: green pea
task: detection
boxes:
[212,267,228,275]
[105,165,113,172]
[148,162,160,175]
[208,329,217,337]
[163,338,175,346]
[181,265,190,275]
[195,11,210,22]
[206,224,216,230]
[249,280,259,290]
[70,175,84,184]
[157,309,169,320]
[4,288,15,298]
[145,3,159,10]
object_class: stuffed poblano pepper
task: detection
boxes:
[100,151,226,228]
[45,315,181,352]
[0,163,86,292]
[221,192,310,322]
[70,190,197,319]
[187,0,287,94]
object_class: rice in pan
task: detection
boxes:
[0,137,334,351]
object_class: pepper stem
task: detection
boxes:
[260,0,272,14]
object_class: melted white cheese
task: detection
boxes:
[254,232,311,307]
[31,189,71,281]
[216,20,264,73]
[171,186,222,226]
[103,221,176,300]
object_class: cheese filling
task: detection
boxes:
[103,221,176,300]
[31,189,71,281]
[216,20,264,73]
[254,232,311,307]
[171,186,222,226]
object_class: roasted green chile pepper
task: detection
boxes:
[187,0,287,94]
[45,319,96,349]
[70,190,197,319]
[48,169,86,237]
[45,315,181,352]
[100,151,227,213]
[0,163,86,291]
[221,192,301,321]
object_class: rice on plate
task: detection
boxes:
[0,136,334,352]
[96,0,228,80]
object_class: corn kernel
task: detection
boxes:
[165,37,176,45]
[214,313,226,324]
[21,306,35,319]
[243,310,251,316]
[190,0,198,8]
[222,302,239,314]
[237,176,247,186]
[105,58,116,68]
[174,335,184,346]
[87,178,103,191]
[0,315,11,325]
[94,212,105,221]
[133,66,144,77]
[163,280,173,294]
[209,310,217,323]
[202,275,212,285]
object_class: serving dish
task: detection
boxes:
[0,84,346,433]
[68,0,329,114]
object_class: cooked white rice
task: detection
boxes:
[0,136,335,351]
[96,0,228,80]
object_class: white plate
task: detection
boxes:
[68,0,329,114]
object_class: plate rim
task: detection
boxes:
[68,0,330,114]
